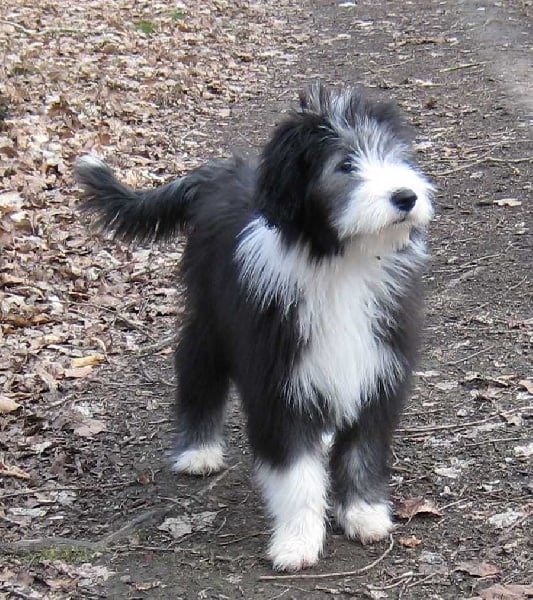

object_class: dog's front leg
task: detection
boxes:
[256,449,328,572]
[330,398,400,544]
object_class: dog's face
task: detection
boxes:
[257,84,433,257]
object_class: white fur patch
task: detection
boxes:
[335,500,393,543]
[236,217,427,425]
[335,141,434,239]
[171,443,225,475]
[256,454,328,571]
[75,154,107,171]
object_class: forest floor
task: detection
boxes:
[1,0,531,598]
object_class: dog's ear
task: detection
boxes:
[298,82,330,115]
[257,113,342,257]
[257,115,313,225]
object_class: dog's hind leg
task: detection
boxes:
[330,393,401,544]
[171,318,230,476]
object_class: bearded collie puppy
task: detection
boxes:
[75,83,433,572]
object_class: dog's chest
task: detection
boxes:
[290,258,399,423]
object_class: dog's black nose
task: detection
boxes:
[391,188,417,212]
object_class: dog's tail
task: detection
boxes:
[74,155,198,243]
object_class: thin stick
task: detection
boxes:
[137,334,177,356]
[397,417,496,434]
[440,62,485,73]
[0,483,124,501]
[195,463,240,498]
[218,531,265,547]
[0,467,238,554]
[406,572,437,589]
[0,19,33,34]
[433,155,532,177]
[445,345,494,366]
[258,534,394,581]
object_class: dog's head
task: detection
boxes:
[257,83,433,257]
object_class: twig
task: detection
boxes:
[1,476,220,554]
[218,531,265,547]
[0,482,125,501]
[367,571,415,590]
[89,303,157,341]
[485,156,532,165]
[406,572,437,588]
[258,534,394,581]
[136,334,177,356]
[445,345,494,366]
[0,536,102,552]
[0,503,171,553]
[100,507,166,545]
[397,417,497,435]
[439,62,485,73]
[464,436,523,448]
[505,276,528,293]
[194,463,240,498]
[0,19,33,34]
[432,155,532,177]
[439,498,470,511]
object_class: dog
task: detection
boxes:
[74,83,433,572]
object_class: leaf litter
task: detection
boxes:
[1,0,532,597]
[0,0,311,596]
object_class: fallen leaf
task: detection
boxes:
[468,583,533,600]
[456,560,500,577]
[414,370,440,378]
[71,353,104,368]
[434,466,461,479]
[133,581,161,591]
[0,191,24,212]
[192,511,218,531]
[0,395,20,413]
[513,442,533,459]
[418,550,448,575]
[367,591,389,599]
[73,417,106,438]
[158,511,218,540]
[44,576,77,591]
[396,497,442,520]
[501,411,523,426]
[434,380,458,392]
[0,461,31,480]
[64,365,94,378]
[158,516,192,539]
[493,198,522,207]
[398,534,422,548]
[518,379,533,394]
[9,506,48,518]
[487,509,524,529]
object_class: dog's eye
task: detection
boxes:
[337,159,355,173]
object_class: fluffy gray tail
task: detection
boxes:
[74,155,194,243]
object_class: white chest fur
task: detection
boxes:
[236,218,424,424]
[289,247,400,424]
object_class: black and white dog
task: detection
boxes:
[75,84,433,572]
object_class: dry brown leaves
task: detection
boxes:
[1,1,305,397]
[0,0,307,560]
[468,583,533,600]
[396,496,443,520]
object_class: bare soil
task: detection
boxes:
[1,0,531,599]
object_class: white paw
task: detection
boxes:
[267,519,325,572]
[336,500,393,544]
[171,444,225,475]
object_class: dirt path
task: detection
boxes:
[1,0,531,599]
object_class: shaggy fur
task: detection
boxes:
[74,83,433,572]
